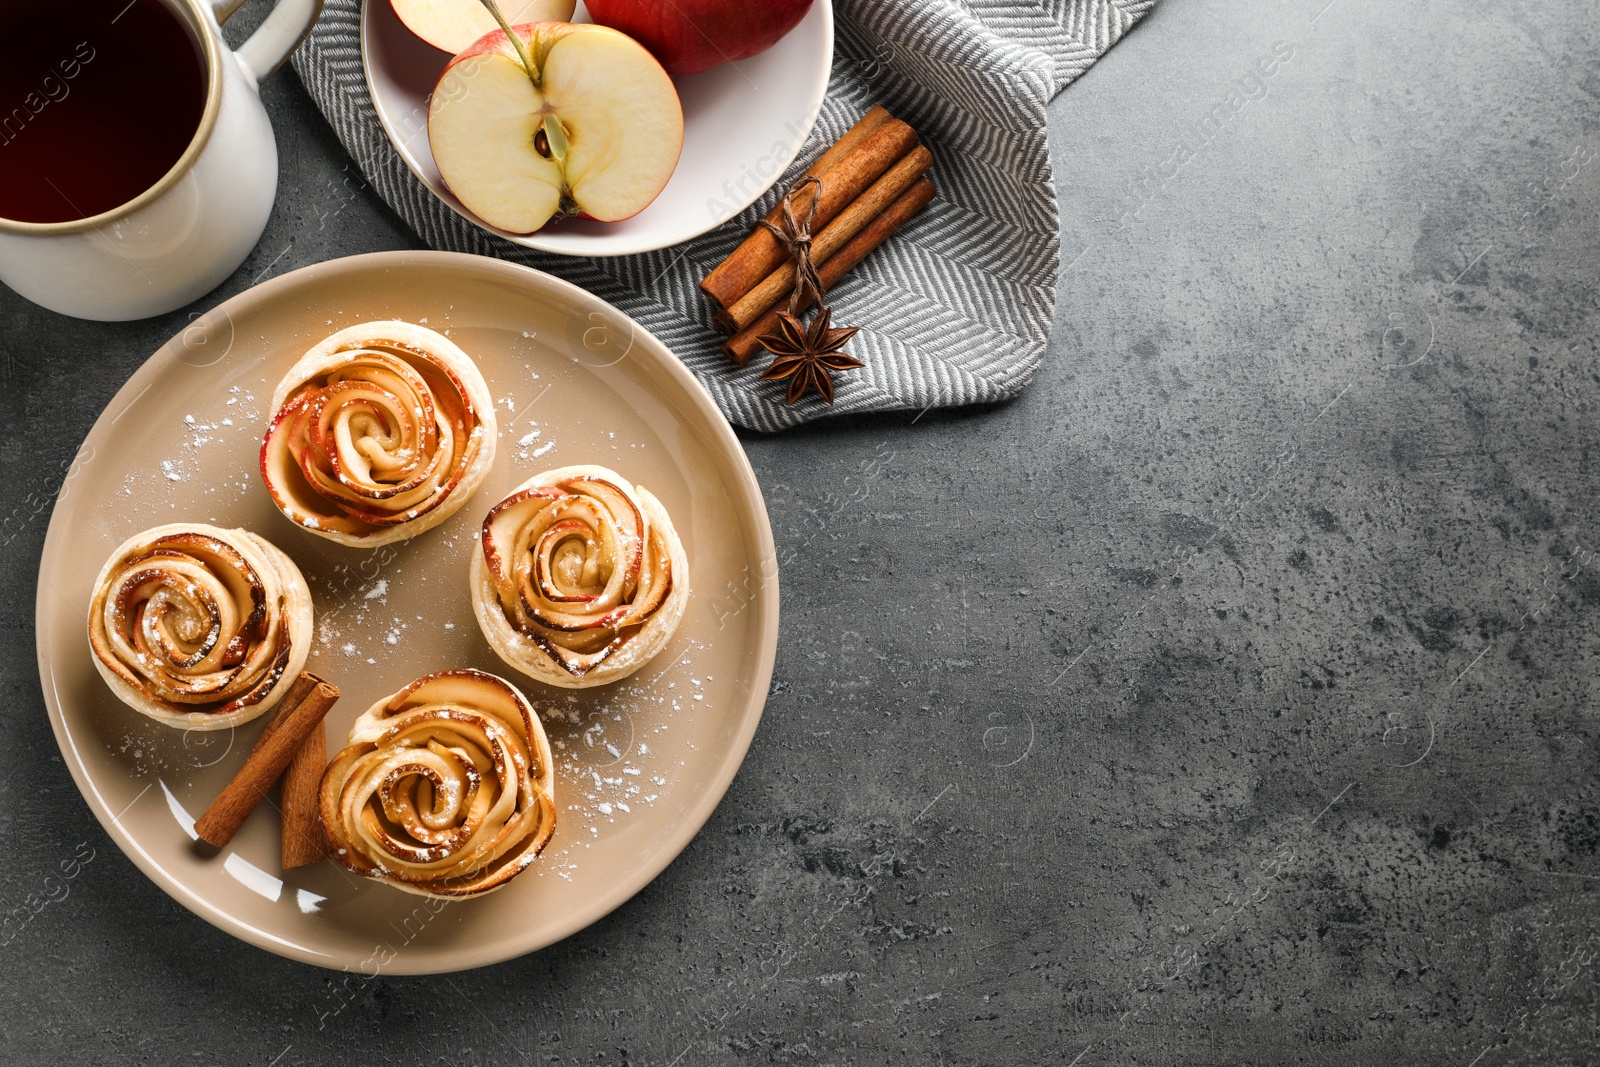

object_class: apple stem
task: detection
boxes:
[478,0,541,87]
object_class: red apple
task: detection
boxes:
[391,0,576,54]
[427,22,683,234]
[584,0,815,76]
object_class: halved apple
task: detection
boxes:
[427,23,684,234]
[391,0,576,55]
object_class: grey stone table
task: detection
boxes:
[4,1,1597,1063]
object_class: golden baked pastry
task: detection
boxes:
[260,320,496,546]
[470,465,689,688]
[87,523,313,730]
[319,670,556,898]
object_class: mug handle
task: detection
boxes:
[213,0,325,85]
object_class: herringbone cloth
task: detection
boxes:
[292,0,1156,430]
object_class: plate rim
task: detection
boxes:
[34,249,780,973]
[357,0,835,257]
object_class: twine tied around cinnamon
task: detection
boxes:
[758,176,826,315]
[749,175,866,406]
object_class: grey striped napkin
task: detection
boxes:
[291,0,1155,431]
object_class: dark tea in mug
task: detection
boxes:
[0,0,208,224]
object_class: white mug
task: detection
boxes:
[0,0,322,321]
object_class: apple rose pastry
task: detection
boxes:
[260,320,496,547]
[87,523,313,730]
[320,670,557,898]
[472,465,689,688]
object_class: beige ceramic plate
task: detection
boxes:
[35,251,778,973]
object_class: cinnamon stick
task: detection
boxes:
[718,145,935,334]
[253,671,318,747]
[701,115,919,312]
[803,105,891,184]
[194,672,340,849]
[724,177,937,365]
[279,720,329,869]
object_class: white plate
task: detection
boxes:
[360,0,833,257]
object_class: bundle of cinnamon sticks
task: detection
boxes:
[701,106,936,365]
[194,671,339,870]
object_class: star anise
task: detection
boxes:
[757,308,863,405]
